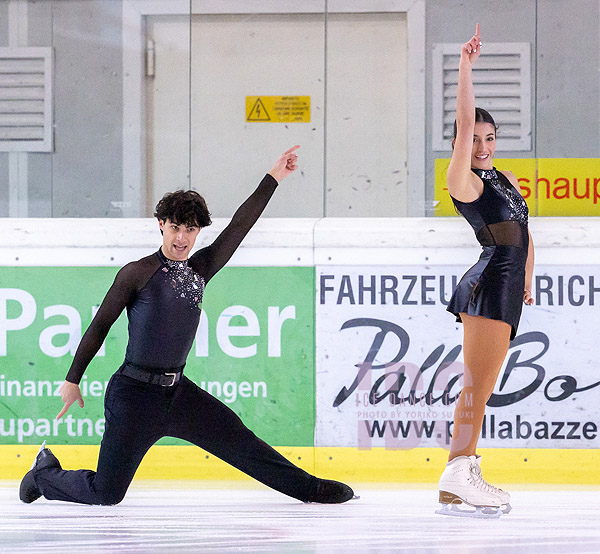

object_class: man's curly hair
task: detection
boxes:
[154,189,212,228]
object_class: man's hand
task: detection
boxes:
[56,381,84,420]
[268,145,300,183]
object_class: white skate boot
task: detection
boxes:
[471,455,511,509]
[436,455,510,518]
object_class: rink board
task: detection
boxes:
[1,218,599,484]
[2,445,600,484]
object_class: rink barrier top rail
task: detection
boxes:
[1,217,599,267]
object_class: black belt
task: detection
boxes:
[121,362,183,387]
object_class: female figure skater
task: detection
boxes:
[437,25,535,518]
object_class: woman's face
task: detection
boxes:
[471,122,496,170]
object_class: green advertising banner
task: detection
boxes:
[0,266,314,447]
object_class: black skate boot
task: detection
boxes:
[19,441,62,504]
[309,479,355,504]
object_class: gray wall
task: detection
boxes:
[0,1,7,44]
[1,0,123,217]
[426,0,600,200]
[0,0,8,217]
[50,0,123,217]
[35,0,123,216]
[536,0,600,157]
[27,0,53,216]
[1,0,599,218]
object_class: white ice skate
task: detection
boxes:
[436,455,511,519]
[471,455,511,508]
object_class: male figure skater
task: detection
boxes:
[20,146,354,505]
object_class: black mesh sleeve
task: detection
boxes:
[189,174,278,282]
[65,258,156,384]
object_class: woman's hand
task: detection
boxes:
[268,145,300,183]
[523,289,534,305]
[461,23,482,65]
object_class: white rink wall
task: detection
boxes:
[1,217,599,267]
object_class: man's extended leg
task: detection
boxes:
[168,377,353,503]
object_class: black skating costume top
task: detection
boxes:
[66,174,278,384]
[446,168,529,340]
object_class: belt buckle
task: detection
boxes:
[161,372,177,387]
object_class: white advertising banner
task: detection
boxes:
[316,265,600,449]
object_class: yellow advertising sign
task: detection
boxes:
[434,158,600,216]
[536,158,600,216]
[246,96,310,123]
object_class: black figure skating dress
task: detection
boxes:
[447,168,529,340]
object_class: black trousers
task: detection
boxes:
[35,369,319,505]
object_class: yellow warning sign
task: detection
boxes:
[246,96,310,123]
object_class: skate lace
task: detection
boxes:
[468,464,503,495]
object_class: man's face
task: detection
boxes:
[159,219,201,261]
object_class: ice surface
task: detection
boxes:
[1,481,599,553]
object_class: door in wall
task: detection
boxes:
[146,12,407,217]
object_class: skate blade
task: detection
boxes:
[29,440,47,470]
[436,502,502,519]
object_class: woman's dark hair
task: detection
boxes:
[453,107,497,139]
[154,189,212,228]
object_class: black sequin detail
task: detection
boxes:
[161,256,205,309]
[474,168,528,225]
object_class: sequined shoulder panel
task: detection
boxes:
[472,168,528,225]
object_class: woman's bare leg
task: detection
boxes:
[448,313,511,461]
